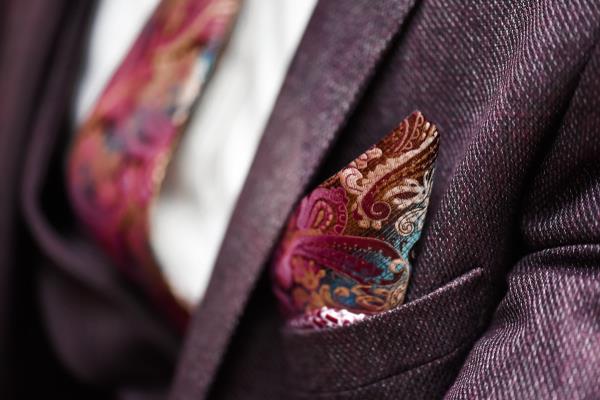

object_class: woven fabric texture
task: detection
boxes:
[1,0,599,399]
[174,1,600,399]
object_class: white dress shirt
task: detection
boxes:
[74,0,317,306]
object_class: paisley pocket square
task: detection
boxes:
[272,111,439,329]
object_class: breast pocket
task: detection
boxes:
[280,267,487,399]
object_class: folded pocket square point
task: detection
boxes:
[272,111,439,329]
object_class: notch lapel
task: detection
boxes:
[171,0,420,397]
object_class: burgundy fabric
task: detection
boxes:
[172,1,600,399]
[0,1,179,398]
[1,0,600,399]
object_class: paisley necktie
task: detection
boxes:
[272,112,439,329]
[68,0,242,331]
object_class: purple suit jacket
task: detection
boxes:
[1,1,599,399]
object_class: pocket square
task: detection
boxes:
[272,111,439,329]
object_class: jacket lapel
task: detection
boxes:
[171,0,420,397]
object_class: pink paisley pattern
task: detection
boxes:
[272,112,439,329]
[67,0,242,331]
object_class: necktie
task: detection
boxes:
[68,0,242,331]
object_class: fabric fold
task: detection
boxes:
[272,111,439,329]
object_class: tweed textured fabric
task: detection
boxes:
[172,1,600,399]
[1,0,600,399]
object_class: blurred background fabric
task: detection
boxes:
[75,0,316,306]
